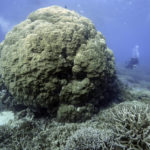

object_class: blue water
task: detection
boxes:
[0,0,150,68]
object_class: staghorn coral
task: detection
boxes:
[0,115,80,150]
[0,120,39,150]
[1,101,150,150]
[0,125,13,146]
[98,101,150,150]
[64,127,114,150]
[32,123,80,150]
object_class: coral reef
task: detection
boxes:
[0,5,150,150]
[0,6,119,122]
[33,123,79,150]
[1,100,150,149]
[0,109,80,150]
[65,127,113,150]
[98,101,150,150]
[0,83,14,111]
[56,104,94,122]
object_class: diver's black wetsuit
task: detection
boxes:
[126,58,139,69]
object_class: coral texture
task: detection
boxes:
[65,127,113,150]
[98,101,150,150]
[0,6,118,121]
[1,101,150,149]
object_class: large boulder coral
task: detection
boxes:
[0,6,119,120]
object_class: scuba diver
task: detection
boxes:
[64,5,67,9]
[126,45,140,69]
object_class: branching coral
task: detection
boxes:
[65,127,114,150]
[0,110,80,150]
[98,101,150,150]
[1,101,150,150]
[32,123,80,150]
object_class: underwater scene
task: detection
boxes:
[0,0,150,149]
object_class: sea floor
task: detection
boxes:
[0,64,150,149]
[116,63,150,98]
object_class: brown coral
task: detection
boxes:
[0,6,118,121]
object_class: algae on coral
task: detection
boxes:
[0,6,120,122]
